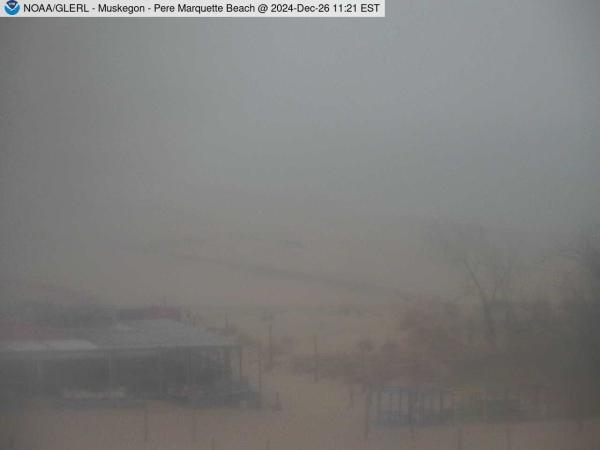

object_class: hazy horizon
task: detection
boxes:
[1,1,599,307]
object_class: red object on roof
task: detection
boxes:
[0,320,66,341]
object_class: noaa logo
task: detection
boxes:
[4,0,20,15]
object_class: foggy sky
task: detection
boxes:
[1,0,599,306]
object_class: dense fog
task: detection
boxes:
[1,1,600,449]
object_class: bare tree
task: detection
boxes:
[566,226,600,285]
[561,226,600,414]
[427,222,517,349]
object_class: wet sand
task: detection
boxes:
[2,306,599,450]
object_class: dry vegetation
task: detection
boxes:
[2,226,600,449]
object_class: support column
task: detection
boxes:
[223,347,232,380]
[186,348,192,387]
[440,391,445,421]
[157,350,166,396]
[313,335,319,382]
[238,346,243,384]
[408,390,413,423]
[267,323,273,370]
[108,352,115,392]
[375,389,382,423]
[398,390,403,422]
[34,359,45,395]
[364,387,373,439]
[257,345,263,407]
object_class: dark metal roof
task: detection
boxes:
[82,319,235,350]
[0,319,235,357]
[0,339,98,354]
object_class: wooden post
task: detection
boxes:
[456,426,463,450]
[274,391,282,411]
[540,386,547,418]
[440,391,445,422]
[419,392,425,425]
[191,407,197,443]
[267,323,274,370]
[224,347,232,379]
[375,389,382,423]
[238,346,243,384]
[186,348,193,388]
[108,352,115,393]
[398,389,403,423]
[408,390,414,427]
[364,387,373,440]
[454,389,462,450]
[431,392,435,417]
[504,423,512,450]
[157,350,166,396]
[143,404,149,442]
[34,359,44,395]
[258,346,263,407]
[313,335,319,383]
[483,392,488,422]
[452,392,458,424]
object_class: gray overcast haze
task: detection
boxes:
[1,0,599,306]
